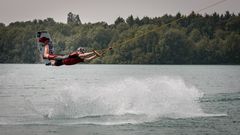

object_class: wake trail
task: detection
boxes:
[23,76,227,125]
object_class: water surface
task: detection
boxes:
[0,64,240,135]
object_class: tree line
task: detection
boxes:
[0,11,239,64]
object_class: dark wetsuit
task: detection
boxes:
[55,57,84,66]
[48,52,84,66]
[64,57,84,65]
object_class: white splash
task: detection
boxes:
[48,76,208,122]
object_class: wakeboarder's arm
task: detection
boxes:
[43,44,68,60]
[84,55,98,62]
[78,51,95,59]
[43,45,49,59]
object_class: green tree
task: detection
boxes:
[114,17,125,25]
[67,12,82,25]
[126,15,134,26]
[223,33,240,64]
[159,29,193,64]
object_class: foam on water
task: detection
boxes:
[45,76,217,124]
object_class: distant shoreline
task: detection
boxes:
[1,12,239,64]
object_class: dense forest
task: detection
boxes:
[0,11,239,64]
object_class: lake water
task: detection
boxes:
[0,64,240,135]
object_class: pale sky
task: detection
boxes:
[0,0,239,25]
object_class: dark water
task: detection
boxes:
[0,64,239,135]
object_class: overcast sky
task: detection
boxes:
[0,0,239,25]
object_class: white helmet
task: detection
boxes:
[77,47,85,53]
